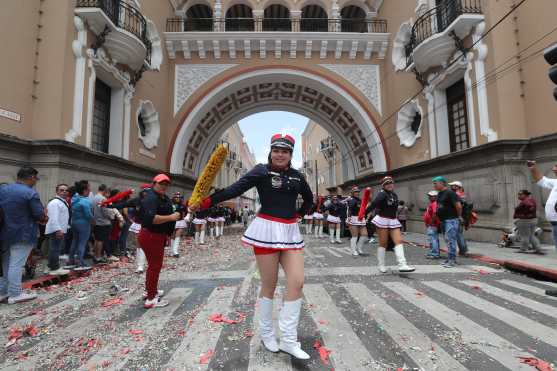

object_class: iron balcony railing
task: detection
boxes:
[76,0,151,65]
[405,0,482,65]
[166,17,387,33]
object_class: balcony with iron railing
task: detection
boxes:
[164,16,389,60]
[404,0,483,72]
[75,0,151,70]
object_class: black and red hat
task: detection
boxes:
[270,134,295,151]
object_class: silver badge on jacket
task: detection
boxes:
[271,176,283,189]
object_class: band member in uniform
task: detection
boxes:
[346,186,367,256]
[313,196,325,238]
[207,206,218,239]
[191,134,313,359]
[370,176,415,273]
[171,192,186,258]
[325,195,343,244]
[192,208,208,245]
[137,174,182,308]
[215,204,226,238]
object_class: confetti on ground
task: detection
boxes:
[101,297,124,307]
[199,349,214,364]
[313,340,332,365]
[518,356,554,371]
[209,312,247,324]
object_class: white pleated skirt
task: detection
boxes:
[207,217,217,223]
[347,215,366,226]
[327,215,341,224]
[175,219,187,229]
[129,222,142,234]
[303,214,313,220]
[193,218,207,225]
[372,215,402,229]
[313,212,324,220]
[241,215,304,250]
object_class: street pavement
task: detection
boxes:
[1,228,557,370]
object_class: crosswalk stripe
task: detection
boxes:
[304,265,502,277]
[304,284,377,370]
[497,279,557,301]
[462,281,557,318]
[330,246,354,256]
[164,270,247,280]
[534,280,557,289]
[248,288,292,371]
[304,248,324,259]
[80,288,193,371]
[423,281,557,348]
[344,283,467,371]
[321,247,343,257]
[386,282,533,370]
[165,285,237,370]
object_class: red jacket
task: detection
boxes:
[514,197,537,219]
[423,201,441,227]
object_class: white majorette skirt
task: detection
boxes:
[175,219,187,229]
[241,214,304,250]
[193,218,207,225]
[327,215,341,224]
[313,212,324,220]
[217,217,226,222]
[347,215,366,226]
[129,222,141,234]
[372,215,402,229]
[303,214,313,220]
[207,217,217,223]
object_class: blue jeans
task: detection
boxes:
[551,222,557,249]
[0,242,34,297]
[443,219,460,261]
[118,223,130,255]
[69,223,91,266]
[456,222,468,254]
[47,234,64,270]
[426,226,440,256]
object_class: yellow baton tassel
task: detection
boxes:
[189,144,228,208]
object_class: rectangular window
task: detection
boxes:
[446,79,469,152]
[92,80,111,153]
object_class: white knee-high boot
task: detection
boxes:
[219,225,224,237]
[335,226,342,243]
[200,229,206,244]
[356,236,365,254]
[377,246,387,273]
[314,224,319,238]
[319,225,324,238]
[394,244,415,272]
[329,228,335,243]
[172,237,180,257]
[135,248,146,272]
[279,299,310,359]
[258,297,279,352]
[308,223,313,234]
[350,237,359,256]
[194,231,200,245]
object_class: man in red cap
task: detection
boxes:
[137,174,182,308]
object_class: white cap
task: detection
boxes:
[427,190,438,197]
[448,181,463,188]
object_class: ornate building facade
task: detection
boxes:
[1,0,557,241]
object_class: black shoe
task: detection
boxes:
[533,251,546,255]
[546,289,557,297]
[173,254,179,258]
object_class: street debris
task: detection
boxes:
[199,349,215,364]
[313,340,332,365]
[518,356,554,371]
[209,312,247,324]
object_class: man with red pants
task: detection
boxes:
[137,174,182,309]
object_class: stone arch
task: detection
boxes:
[259,0,294,14]
[338,0,370,14]
[224,2,255,17]
[297,0,330,15]
[185,3,213,18]
[168,66,389,182]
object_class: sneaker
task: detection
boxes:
[49,268,70,276]
[135,267,144,274]
[107,256,120,262]
[74,265,92,272]
[514,250,529,254]
[442,260,456,268]
[59,254,69,260]
[143,290,164,300]
[533,250,546,255]
[144,296,169,309]
[8,292,38,304]
[63,265,77,270]
[368,238,376,244]
[426,254,441,259]
[172,253,180,258]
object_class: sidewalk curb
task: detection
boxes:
[406,240,557,281]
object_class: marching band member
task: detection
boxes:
[215,204,226,237]
[191,133,313,359]
[313,196,325,238]
[303,210,314,235]
[325,195,342,244]
[171,192,186,258]
[346,186,367,256]
[370,176,415,273]
[192,208,208,245]
[207,206,218,239]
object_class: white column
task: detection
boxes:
[85,49,96,148]
[433,88,450,156]
[214,0,223,31]
[464,54,477,147]
[109,88,125,157]
[66,16,87,143]
[330,0,340,32]
[122,90,133,159]
[425,90,437,158]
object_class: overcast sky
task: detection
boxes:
[238,111,308,168]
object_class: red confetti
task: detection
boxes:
[415,291,425,298]
[474,269,491,276]
[177,329,186,337]
[119,348,130,355]
[318,320,329,325]
[243,329,254,338]
[471,285,482,290]
[209,312,246,324]
[518,356,553,371]
[102,297,124,307]
[15,352,28,360]
[128,329,144,335]
[199,349,214,364]
[313,340,331,365]
[8,328,23,341]
[101,360,111,368]
[24,325,39,337]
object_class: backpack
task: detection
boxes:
[461,201,477,229]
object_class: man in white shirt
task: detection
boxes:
[45,184,71,275]
[528,160,557,248]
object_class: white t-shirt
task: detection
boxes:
[537,176,557,222]
[45,197,70,235]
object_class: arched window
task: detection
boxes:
[263,4,291,31]
[340,5,366,33]
[300,4,328,32]
[185,4,213,31]
[226,4,254,31]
